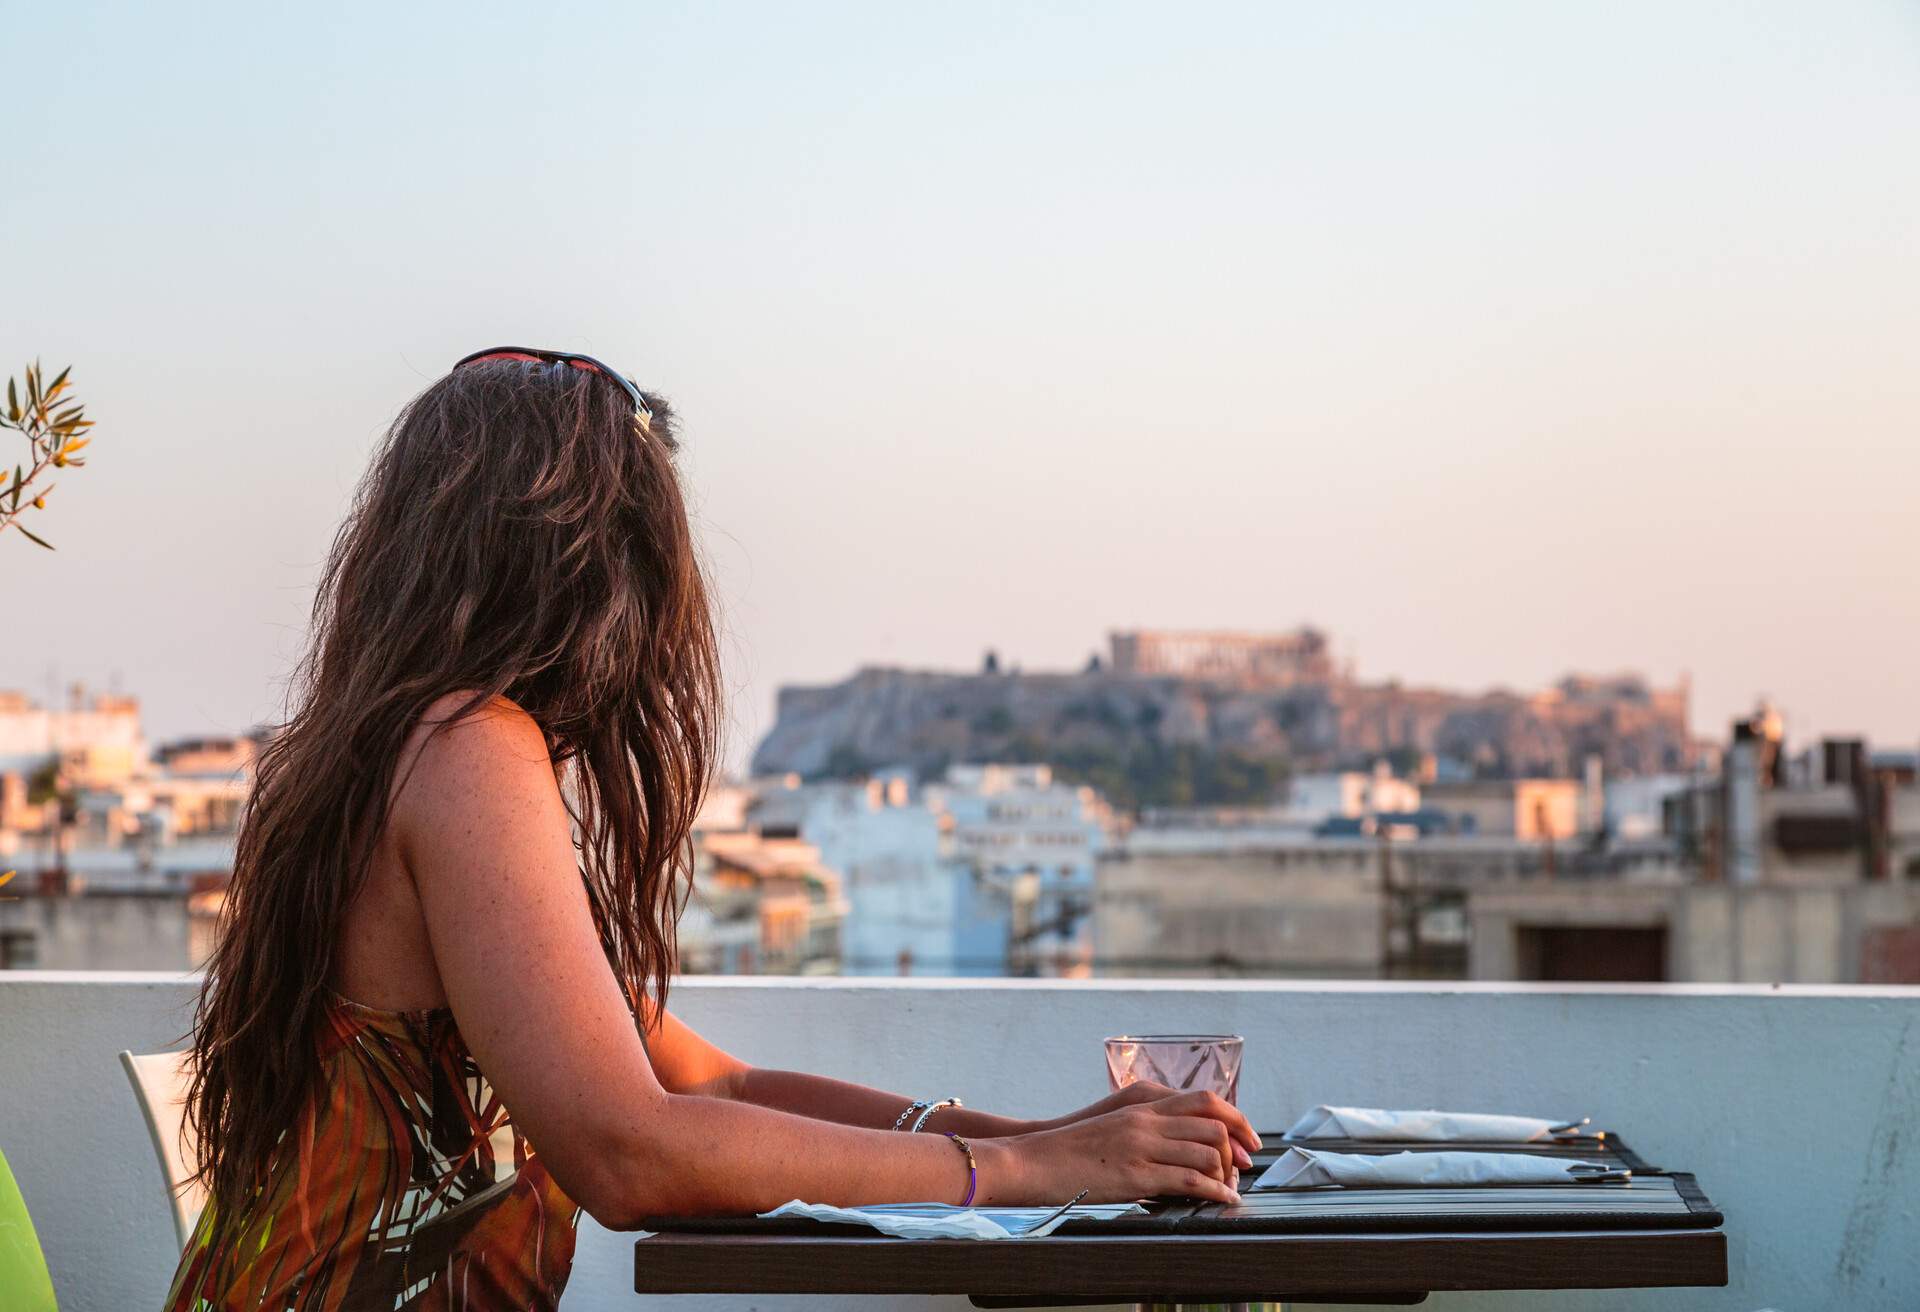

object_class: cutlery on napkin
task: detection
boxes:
[1253,1147,1619,1190]
[1282,1105,1586,1142]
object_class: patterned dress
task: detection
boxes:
[163,996,580,1311]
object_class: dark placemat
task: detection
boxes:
[1131,1173,1722,1235]
[641,1171,1718,1239]
[638,1133,1706,1238]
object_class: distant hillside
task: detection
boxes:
[750,652,1695,809]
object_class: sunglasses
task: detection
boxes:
[453,346,653,428]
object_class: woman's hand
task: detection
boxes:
[1036,1079,1189,1131]
[982,1090,1262,1206]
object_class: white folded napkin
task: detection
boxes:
[1253,1147,1604,1190]
[1283,1105,1574,1142]
[759,1200,1143,1240]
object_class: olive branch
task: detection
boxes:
[1,362,94,549]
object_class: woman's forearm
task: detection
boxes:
[725,1066,1036,1138]
[576,1084,1257,1229]
[644,1009,1054,1137]
[591,1091,1027,1225]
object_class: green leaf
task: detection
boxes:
[6,378,17,423]
[15,523,54,550]
[46,366,70,393]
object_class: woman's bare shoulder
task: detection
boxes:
[390,693,559,837]
[416,689,544,740]
[407,692,549,772]
[344,695,562,1008]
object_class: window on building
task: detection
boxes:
[0,929,39,969]
[1516,925,1667,983]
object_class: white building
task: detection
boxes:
[0,688,147,782]
[1287,763,1422,823]
[751,764,1112,978]
[1604,773,1696,840]
[924,764,1108,978]
[754,777,984,975]
[680,786,847,976]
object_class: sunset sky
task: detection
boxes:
[6,1,1918,765]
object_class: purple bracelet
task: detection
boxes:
[946,1133,978,1207]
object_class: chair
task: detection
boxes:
[0,1145,59,1311]
[118,1050,206,1251]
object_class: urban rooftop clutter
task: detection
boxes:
[5,642,1916,987]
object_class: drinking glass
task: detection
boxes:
[1104,1033,1244,1105]
[1107,1035,1266,1311]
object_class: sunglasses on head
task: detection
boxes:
[453,346,653,428]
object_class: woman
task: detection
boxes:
[167,348,1257,1311]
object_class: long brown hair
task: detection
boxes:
[187,357,721,1212]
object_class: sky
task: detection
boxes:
[4,1,1918,767]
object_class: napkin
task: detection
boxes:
[759,1200,1144,1240]
[1283,1105,1574,1142]
[1253,1147,1604,1190]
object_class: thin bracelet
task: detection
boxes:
[891,1100,932,1131]
[946,1133,978,1207]
[910,1097,963,1133]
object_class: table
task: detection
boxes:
[634,1133,1728,1307]
[635,1227,1726,1305]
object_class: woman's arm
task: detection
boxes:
[646,1008,1042,1137]
[649,1011,1245,1154]
[394,698,1257,1227]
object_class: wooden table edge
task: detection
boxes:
[634,1226,1728,1297]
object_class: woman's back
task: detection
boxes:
[165,993,576,1311]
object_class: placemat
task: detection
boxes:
[1112,1173,1722,1235]
[637,1132,1710,1237]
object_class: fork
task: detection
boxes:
[1020,1189,1092,1237]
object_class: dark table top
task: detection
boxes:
[632,1132,1729,1302]
[634,1227,1728,1301]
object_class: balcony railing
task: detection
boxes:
[1,972,1914,1310]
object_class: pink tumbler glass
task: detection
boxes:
[1104,1034,1244,1105]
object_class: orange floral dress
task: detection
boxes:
[163,997,579,1311]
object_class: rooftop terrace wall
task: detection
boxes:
[1,974,1914,1311]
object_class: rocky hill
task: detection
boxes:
[750,657,1695,808]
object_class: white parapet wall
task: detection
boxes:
[0,973,1915,1312]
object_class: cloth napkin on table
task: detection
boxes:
[1283,1105,1575,1142]
[1253,1147,1604,1190]
[758,1200,1144,1240]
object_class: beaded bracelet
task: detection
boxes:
[909,1097,963,1134]
[945,1132,978,1207]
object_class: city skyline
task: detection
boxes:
[0,622,1866,767]
[5,1,1917,765]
